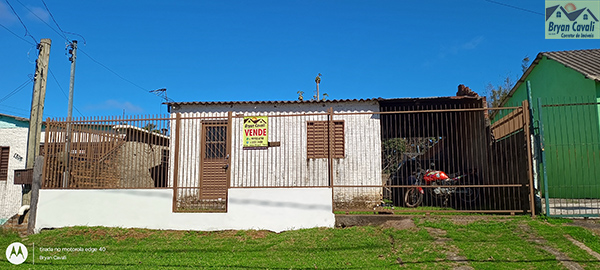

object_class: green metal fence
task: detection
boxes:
[538,96,600,217]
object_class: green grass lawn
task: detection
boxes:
[1,217,599,269]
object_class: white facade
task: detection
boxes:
[33,100,382,232]
[0,118,27,222]
[171,100,383,207]
[35,188,335,233]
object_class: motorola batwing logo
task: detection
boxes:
[5,242,28,265]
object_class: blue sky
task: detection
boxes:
[0,0,598,119]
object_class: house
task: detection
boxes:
[42,123,170,189]
[34,95,535,233]
[167,99,383,211]
[0,113,29,224]
[497,49,600,199]
[37,99,384,232]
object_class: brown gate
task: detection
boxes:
[199,121,229,206]
[172,114,231,212]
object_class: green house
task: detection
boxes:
[498,49,600,199]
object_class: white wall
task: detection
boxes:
[0,127,27,221]
[35,188,335,233]
[170,101,382,206]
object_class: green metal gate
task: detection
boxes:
[538,97,600,217]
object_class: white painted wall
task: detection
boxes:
[35,188,334,233]
[0,127,27,221]
[170,101,382,206]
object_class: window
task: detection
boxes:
[556,12,561,18]
[584,14,588,20]
[0,146,9,181]
[307,121,344,159]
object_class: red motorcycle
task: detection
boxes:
[404,166,478,208]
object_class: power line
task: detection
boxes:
[0,106,31,118]
[78,49,151,94]
[0,77,33,103]
[0,22,36,46]
[485,0,544,16]
[48,69,84,117]
[40,0,86,44]
[15,0,69,42]
[4,0,37,44]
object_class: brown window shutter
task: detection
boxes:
[333,121,345,158]
[0,146,9,181]
[307,121,344,159]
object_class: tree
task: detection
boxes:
[521,56,530,74]
[486,56,530,108]
[485,76,514,108]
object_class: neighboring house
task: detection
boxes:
[0,113,28,224]
[42,124,169,189]
[497,49,600,198]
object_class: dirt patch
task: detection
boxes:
[245,230,272,239]
[424,227,473,269]
[381,219,416,230]
[567,219,600,236]
[564,234,600,261]
[517,223,584,270]
[336,215,415,229]
[62,227,156,241]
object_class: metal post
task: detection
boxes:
[328,107,334,212]
[172,113,181,212]
[523,100,536,217]
[526,81,541,215]
[537,98,550,216]
[64,40,77,188]
[526,81,539,193]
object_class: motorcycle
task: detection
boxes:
[404,165,478,208]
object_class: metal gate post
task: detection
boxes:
[328,107,335,212]
[172,113,181,212]
[537,98,550,216]
[523,100,536,217]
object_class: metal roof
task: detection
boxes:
[499,48,600,108]
[543,49,600,81]
[166,98,379,106]
[0,113,29,122]
[166,96,482,107]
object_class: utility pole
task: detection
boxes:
[64,40,77,188]
[26,39,51,169]
[315,73,322,101]
[24,38,51,205]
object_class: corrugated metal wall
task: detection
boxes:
[171,101,382,206]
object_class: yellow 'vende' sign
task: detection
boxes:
[243,116,268,149]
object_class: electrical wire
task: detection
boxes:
[485,0,544,16]
[4,0,37,44]
[48,69,85,117]
[15,0,69,42]
[78,49,151,93]
[8,0,159,108]
[40,0,87,45]
[0,77,33,103]
[0,22,36,46]
[0,105,31,118]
